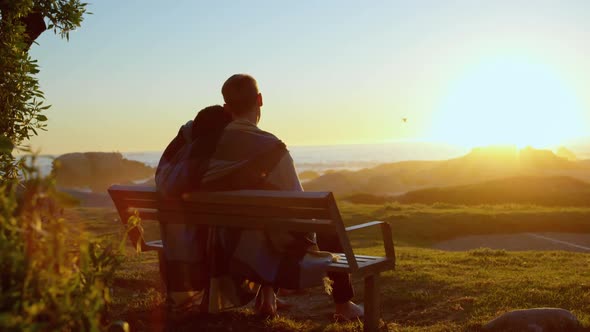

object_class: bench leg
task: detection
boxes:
[364,273,381,332]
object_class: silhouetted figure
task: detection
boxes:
[155,75,364,320]
[203,74,364,319]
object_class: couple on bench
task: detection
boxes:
[155,74,363,321]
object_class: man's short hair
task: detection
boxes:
[221,74,259,115]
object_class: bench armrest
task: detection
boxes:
[345,221,395,261]
[345,221,385,232]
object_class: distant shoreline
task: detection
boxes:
[33,141,475,176]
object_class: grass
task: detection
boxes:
[66,203,590,331]
[376,247,590,331]
[337,201,590,246]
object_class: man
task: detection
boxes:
[200,74,364,319]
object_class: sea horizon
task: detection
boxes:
[32,140,590,177]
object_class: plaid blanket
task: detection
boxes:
[156,116,335,312]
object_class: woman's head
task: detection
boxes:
[192,105,232,140]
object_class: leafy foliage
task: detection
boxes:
[0,0,88,179]
[0,4,123,329]
[0,156,123,331]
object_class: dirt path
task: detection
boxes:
[432,233,590,252]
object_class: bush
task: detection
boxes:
[0,156,123,331]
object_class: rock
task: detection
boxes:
[298,170,320,181]
[520,146,571,169]
[482,308,581,332]
[53,152,155,193]
[556,146,577,161]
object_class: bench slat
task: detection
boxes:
[127,207,328,225]
[155,200,331,220]
[119,198,331,220]
[158,211,335,233]
[331,261,350,266]
[183,190,331,209]
[110,187,331,210]
[123,199,158,209]
[353,254,382,259]
[337,257,372,263]
[110,185,331,202]
[335,254,379,262]
[109,185,158,201]
[327,256,395,276]
[146,240,163,248]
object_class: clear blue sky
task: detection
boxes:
[30,0,590,154]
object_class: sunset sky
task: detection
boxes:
[30,0,590,154]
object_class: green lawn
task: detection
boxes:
[67,203,590,331]
[338,201,590,247]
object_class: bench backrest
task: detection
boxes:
[108,185,359,270]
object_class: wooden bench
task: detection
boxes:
[108,184,395,332]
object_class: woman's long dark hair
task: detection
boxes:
[190,105,233,157]
[158,105,232,173]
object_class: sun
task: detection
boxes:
[430,56,586,149]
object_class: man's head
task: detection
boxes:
[221,74,263,123]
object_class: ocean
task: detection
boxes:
[34,141,590,176]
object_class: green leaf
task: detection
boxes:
[36,114,48,122]
[0,136,14,154]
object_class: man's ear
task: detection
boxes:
[257,93,263,107]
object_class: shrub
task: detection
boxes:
[0,156,123,331]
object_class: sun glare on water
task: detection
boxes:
[431,57,586,149]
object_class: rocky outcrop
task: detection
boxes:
[53,152,155,193]
[482,308,581,332]
[556,146,577,161]
[520,147,572,169]
[298,170,320,181]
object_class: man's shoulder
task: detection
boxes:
[225,120,285,145]
[258,128,282,142]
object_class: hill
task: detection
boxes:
[396,175,590,206]
[303,145,590,195]
[53,152,155,192]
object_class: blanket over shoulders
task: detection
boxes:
[158,119,336,312]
